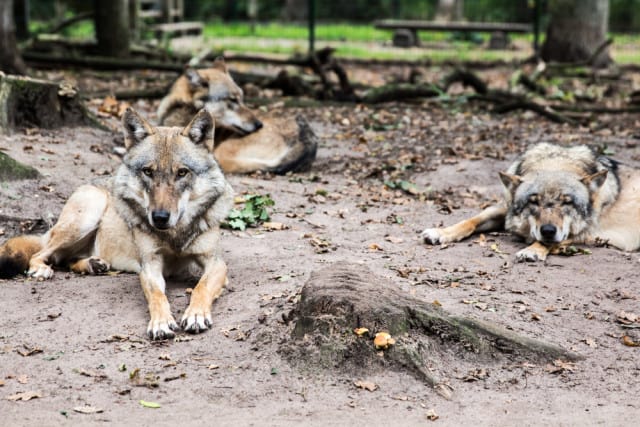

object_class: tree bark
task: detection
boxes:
[94,0,130,58]
[0,0,27,74]
[541,0,611,67]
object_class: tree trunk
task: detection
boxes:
[94,0,130,58]
[284,263,580,395]
[541,0,611,67]
[0,0,26,74]
[435,0,464,22]
[0,74,102,132]
[282,0,307,21]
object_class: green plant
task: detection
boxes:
[224,194,275,231]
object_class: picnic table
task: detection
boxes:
[374,19,532,49]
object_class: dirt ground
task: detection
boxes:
[1,65,640,426]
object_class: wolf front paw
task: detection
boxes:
[27,262,54,280]
[515,247,547,263]
[180,306,212,334]
[147,315,179,340]
[421,228,450,245]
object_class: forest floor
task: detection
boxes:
[1,62,640,426]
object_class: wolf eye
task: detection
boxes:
[528,195,539,205]
[562,195,573,205]
[176,168,190,178]
[141,167,153,177]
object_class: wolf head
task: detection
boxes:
[184,58,263,135]
[500,169,608,244]
[115,108,228,234]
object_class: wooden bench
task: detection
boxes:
[153,21,204,39]
[374,19,532,49]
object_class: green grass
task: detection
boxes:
[26,19,640,64]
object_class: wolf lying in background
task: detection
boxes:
[157,58,317,174]
[0,109,233,340]
[422,142,640,262]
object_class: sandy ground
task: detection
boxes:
[1,68,640,426]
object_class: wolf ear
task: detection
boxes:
[122,108,155,149]
[499,172,523,194]
[212,57,228,74]
[182,110,215,152]
[186,69,206,89]
[581,169,608,190]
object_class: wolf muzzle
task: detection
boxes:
[151,210,172,230]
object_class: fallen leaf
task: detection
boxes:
[159,353,171,361]
[139,400,161,409]
[207,364,220,370]
[545,359,576,374]
[16,375,28,384]
[622,335,640,347]
[6,391,41,401]
[16,345,43,357]
[617,311,639,325]
[462,368,488,382]
[368,243,384,251]
[262,221,287,231]
[73,406,104,414]
[426,408,439,421]
[353,380,378,392]
[384,235,404,244]
[531,313,542,321]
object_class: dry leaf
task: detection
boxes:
[7,391,41,401]
[73,406,104,414]
[207,364,220,370]
[617,311,639,325]
[426,408,439,421]
[0,380,4,387]
[16,375,28,384]
[384,235,404,244]
[353,380,378,392]
[16,345,43,357]
[368,243,384,251]
[545,359,576,374]
[353,327,369,336]
[262,221,287,231]
[531,313,542,321]
[622,335,640,347]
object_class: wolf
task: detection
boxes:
[0,108,234,340]
[421,142,640,262]
[157,58,317,174]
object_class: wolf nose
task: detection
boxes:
[152,210,171,229]
[254,120,263,131]
[540,224,557,240]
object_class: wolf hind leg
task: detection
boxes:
[28,185,109,279]
[422,204,507,245]
[69,256,111,275]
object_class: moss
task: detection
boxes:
[0,152,40,181]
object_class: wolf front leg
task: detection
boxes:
[515,241,551,262]
[181,257,227,334]
[138,257,179,340]
[422,204,507,245]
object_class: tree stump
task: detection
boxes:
[0,73,101,132]
[285,262,581,397]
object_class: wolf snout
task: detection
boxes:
[151,210,171,229]
[540,224,557,241]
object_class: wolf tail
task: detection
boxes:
[0,235,42,279]
[268,115,318,174]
